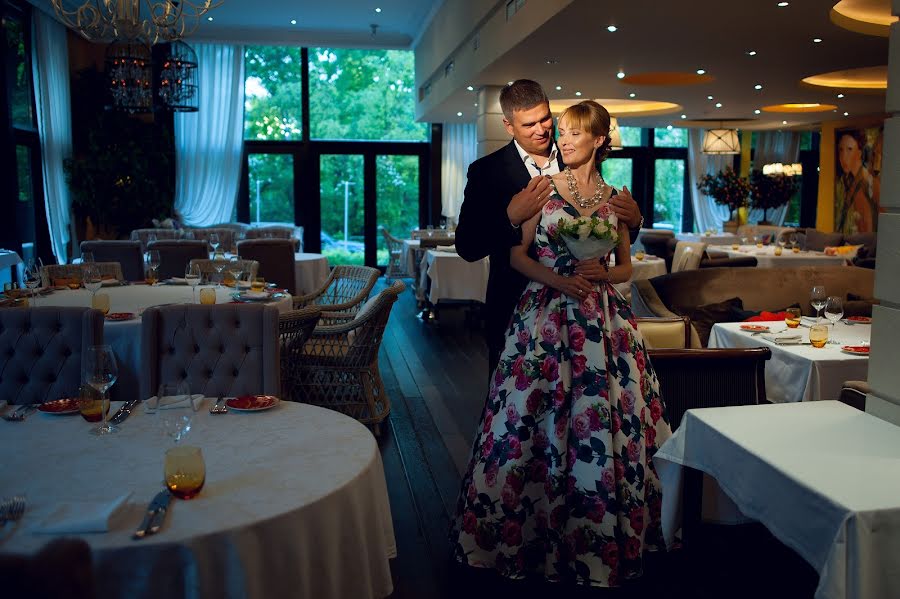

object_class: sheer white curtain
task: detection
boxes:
[747,131,801,225]
[687,129,733,233]
[174,43,245,226]
[441,123,477,224]
[32,11,73,263]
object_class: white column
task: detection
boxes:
[865,7,900,424]
[475,86,510,158]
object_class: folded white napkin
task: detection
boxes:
[434,245,457,253]
[761,332,803,345]
[145,394,203,413]
[33,492,132,534]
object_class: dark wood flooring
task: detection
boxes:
[374,278,819,599]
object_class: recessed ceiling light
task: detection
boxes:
[474,103,478,107]
[696,69,706,75]
[507,81,514,86]
[575,91,582,96]
[681,114,687,119]
[616,70,625,79]
[837,93,844,98]
[707,95,714,100]
[290,19,297,25]
[666,125,673,130]
[375,7,382,12]
[629,92,636,98]
[715,102,722,108]
[457,111,463,117]
[754,109,761,114]
[844,111,849,116]
[546,59,558,65]
[783,120,788,124]
[754,84,763,90]
[777,2,789,6]
[207,16,213,21]
[466,85,474,91]
[555,85,562,90]
[747,50,757,56]
[607,25,617,32]
[813,38,822,43]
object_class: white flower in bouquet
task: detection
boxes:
[555,214,619,260]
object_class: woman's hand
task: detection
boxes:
[574,258,610,282]
[554,273,593,299]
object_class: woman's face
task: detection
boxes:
[557,116,605,166]
[838,134,862,174]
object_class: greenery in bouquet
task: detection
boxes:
[697,167,750,221]
[555,215,619,260]
[749,169,799,222]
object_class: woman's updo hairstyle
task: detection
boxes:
[558,100,612,165]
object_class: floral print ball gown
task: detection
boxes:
[452,194,672,587]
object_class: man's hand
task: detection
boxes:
[507,176,552,226]
[609,185,642,229]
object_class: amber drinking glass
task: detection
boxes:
[145,266,158,286]
[77,384,108,423]
[634,250,645,261]
[774,245,783,256]
[199,287,216,305]
[785,308,802,329]
[92,292,110,315]
[250,276,265,292]
[165,446,205,499]
[809,324,829,348]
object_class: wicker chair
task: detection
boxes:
[292,265,380,321]
[381,228,411,279]
[294,280,405,434]
[278,306,322,402]
[186,227,239,254]
[42,262,123,287]
[188,259,259,284]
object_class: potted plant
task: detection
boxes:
[749,169,799,224]
[697,167,751,233]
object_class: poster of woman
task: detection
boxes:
[834,125,882,234]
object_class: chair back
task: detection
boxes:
[295,265,380,316]
[188,259,259,282]
[237,239,298,294]
[381,228,409,279]
[185,227,240,253]
[672,241,707,273]
[648,347,771,429]
[42,262,123,287]
[141,304,280,399]
[0,307,104,405]
[208,222,251,237]
[80,240,145,281]
[246,225,301,250]
[636,316,691,349]
[148,240,209,280]
[130,228,182,253]
[278,306,321,401]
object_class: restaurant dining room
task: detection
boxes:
[2,0,900,597]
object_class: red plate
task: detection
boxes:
[105,312,136,321]
[740,324,770,332]
[38,398,81,415]
[841,345,870,356]
[846,316,872,324]
[225,395,279,412]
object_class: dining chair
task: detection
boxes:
[186,227,239,254]
[130,228,183,253]
[42,262,124,287]
[293,280,405,434]
[671,241,708,273]
[246,225,301,251]
[278,306,321,403]
[292,265,380,322]
[237,238,298,295]
[636,316,692,349]
[838,379,870,411]
[0,538,94,599]
[147,239,209,280]
[80,240,145,281]
[0,307,104,405]
[140,304,280,399]
[188,258,259,284]
[381,228,410,279]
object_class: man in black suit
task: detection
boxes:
[455,80,643,377]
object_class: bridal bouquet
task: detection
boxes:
[555,215,619,260]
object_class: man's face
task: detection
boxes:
[503,102,554,156]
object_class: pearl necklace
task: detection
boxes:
[564,166,609,209]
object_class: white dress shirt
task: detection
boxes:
[513,140,561,178]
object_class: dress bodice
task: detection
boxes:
[535,192,619,270]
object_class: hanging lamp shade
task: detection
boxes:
[702,128,740,154]
[608,116,623,150]
[158,40,199,112]
[105,41,153,113]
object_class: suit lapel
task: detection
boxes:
[502,141,532,193]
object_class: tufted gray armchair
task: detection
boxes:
[237,239,298,295]
[80,240,145,281]
[140,304,280,400]
[0,307,104,405]
[147,240,209,280]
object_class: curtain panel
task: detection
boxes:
[687,129,733,233]
[174,43,245,226]
[440,123,477,225]
[32,10,73,264]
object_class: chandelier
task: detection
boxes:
[105,41,153,113]
[158,40,199,112]
[702,128,741,155]
[50,0,222,45]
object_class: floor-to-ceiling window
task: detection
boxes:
[240,46,430,268]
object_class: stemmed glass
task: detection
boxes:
[213,260,227,288]
[147,250,161,285]
[82,345,118,435]
[810,285,827,322]
[824,296,844,343]
[227,257,243,288]
[208,233,220,257]
[83,264,103,304]
[185,263,201,303]
[24,259,43,307]
[789,233,799,252]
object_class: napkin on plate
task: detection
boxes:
[761,332,803,345]
[145,394,204,412]
[33,492,132,534]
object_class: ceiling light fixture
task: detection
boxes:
[290,19,297,25]
[754,84,763,90]
[715,102,722,108]
[813,38,822,43]
[837,93,844,98]
[207,16,213,21]
[702,127,740,154]
[466,85,474,91]
[681,114,687,119]
[608,116,623,150]
[763,162,802,176]
[375,7,382,12]
[617,70,625,79]
[607,25,617,32]
[707,95,714,100]
[844,111,849,116]
[754,109,761,114]
[555,85,562,90]
[666,125,673,130]
[457,111,463,117]
[747,50,757,56]
[629,93,636,98]
[696,69,706,75]
[777,1,789,6]
[575,91,582,96]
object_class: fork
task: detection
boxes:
[2,405,34,422]
[0,495,26,524]
[210,396,228,414]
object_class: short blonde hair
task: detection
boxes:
[558,100,612,164]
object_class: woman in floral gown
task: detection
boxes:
[452,100,672,587]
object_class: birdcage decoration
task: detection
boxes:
[158,40,199,112]
[105,41,153,113]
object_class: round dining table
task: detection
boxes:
[0,400,396,599]
[293,252,330,295]
[33,284,292,400]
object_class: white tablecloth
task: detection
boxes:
[709,321,870,403]
[293,252,330,295]
[400,239,421,275]
[720,245,847,268]
[613,255,667,300]
[0,249,23,286]
[35,285,292,400]
[653,401,900,599]
[421,249,489,304]
[0,401,396,599]
[676,233,741,246]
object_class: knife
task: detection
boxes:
[133,491,172,539]
[109,398,140,425]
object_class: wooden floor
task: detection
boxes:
[374,278,819,599]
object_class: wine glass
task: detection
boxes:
[146,250,161,285]
[213,260,227,288]
[810,285,827,322]
[185,263,201,303]
[24,259,42,307]
[789,233,799,252]
[81,251,95,264]
[208,233,220,257]
[83,264,103,303]
[824,296,844,343]
[227,257,243,288]
[82,345,118,435]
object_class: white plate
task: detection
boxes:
[239,291,269,300]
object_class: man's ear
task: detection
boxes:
[503,118,515,137]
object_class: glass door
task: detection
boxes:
[376,155,419,267]
[247,153,295,225]
[319,154,365,265]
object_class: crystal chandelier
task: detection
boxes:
[51,0,222,45]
